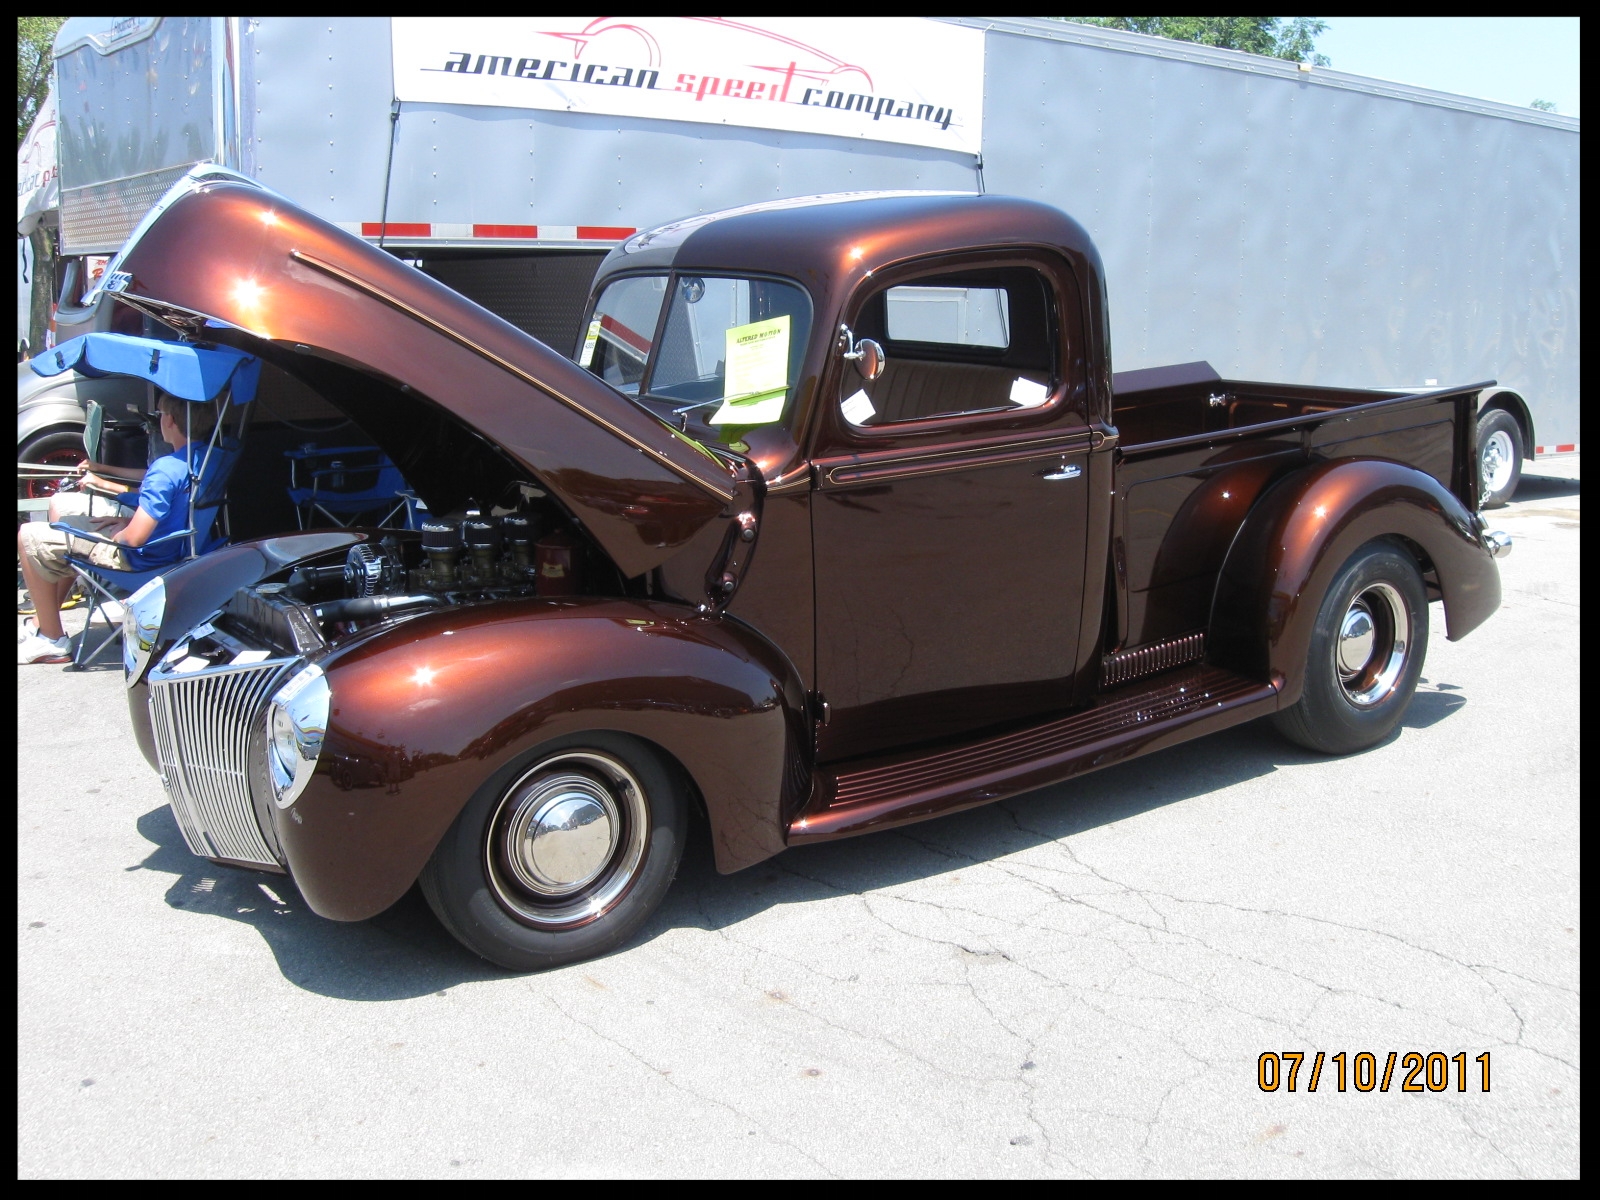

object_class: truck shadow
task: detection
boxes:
[132,691,1466,998]
[1512,473,1580,502]
[133,806,504,999]
[663,698,1463,938]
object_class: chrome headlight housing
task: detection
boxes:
[122,576,167,685]
[265,663,330,808]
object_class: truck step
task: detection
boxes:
[788,664,1277,844]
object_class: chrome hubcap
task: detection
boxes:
[1336,582,1409,708]
[1337,607,1376,675]
[486,751,649,929]
[505,776,618,895]
[1481,429,1514,494]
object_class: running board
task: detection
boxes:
[788,665,1278,844]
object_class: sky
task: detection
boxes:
[1312,17,1579,117]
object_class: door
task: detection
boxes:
[811,256,1092,762]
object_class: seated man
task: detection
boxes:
[18,393,214,664]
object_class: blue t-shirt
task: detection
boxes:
[123,452,193,569]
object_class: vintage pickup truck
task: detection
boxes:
[103,172,1510,970]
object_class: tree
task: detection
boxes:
[1530,99,1557,112]
[18,17,65,147]
[1058,17,1331,66]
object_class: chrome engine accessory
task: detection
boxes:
[344,541,401,597]
[502,513,538,583]
[462,514,503,586]
[419,519,463,590]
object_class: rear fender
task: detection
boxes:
[17,364,146,446]
[1208,459,1501,707]
[280,598,808,922]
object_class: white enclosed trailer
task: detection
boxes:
[33,16,1579,504]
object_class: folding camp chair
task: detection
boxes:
[29,333,260,668]
[285,443,409,529]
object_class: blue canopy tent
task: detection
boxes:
[31,334,260,667]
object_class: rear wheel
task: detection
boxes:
[419,732,687,972]
[1476,407,1524,509]
[1272,540,1428,755]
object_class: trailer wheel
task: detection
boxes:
[1476,408,1524,509]
[1272,540,1428,756]
[17,429,88,527]
[419,732,687,972]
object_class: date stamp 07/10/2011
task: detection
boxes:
[1258,1052,1492,1094]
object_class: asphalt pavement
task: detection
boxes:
[17,459,1579,1178]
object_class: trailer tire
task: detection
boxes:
[1272,540,1428,756]
[1476,407,1524,509]
[17,428,88,525]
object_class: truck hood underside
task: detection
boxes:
[108,181,744,580]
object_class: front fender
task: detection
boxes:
[278,597,808,922]
[1208,459,1501,708]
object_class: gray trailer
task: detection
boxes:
[26,15,1579,506]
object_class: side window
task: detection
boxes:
[840,265,1056,427]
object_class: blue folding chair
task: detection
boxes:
[30,334,260,668]
[285,443,409,529]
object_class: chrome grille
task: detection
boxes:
[148,659,296,868]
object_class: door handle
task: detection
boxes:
[1039,464,1082,481]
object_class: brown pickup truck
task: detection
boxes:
[106,175,1509,971]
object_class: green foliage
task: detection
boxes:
[18,16,65,148]
[1059,17,1331,67]
[1529,99,1557,112]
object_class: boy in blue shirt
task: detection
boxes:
[18,392,213,663]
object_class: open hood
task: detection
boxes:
[103,174,746,580]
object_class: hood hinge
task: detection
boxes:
[700,465,764,614]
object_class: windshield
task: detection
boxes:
[580,273,812,447]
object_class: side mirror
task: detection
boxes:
[838,324,886,382]
[851,338,885,382]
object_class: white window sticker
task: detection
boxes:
[231,650,272,666]
[579,318,602,367]
[1010,377,1049,408]
[841,389,876,425]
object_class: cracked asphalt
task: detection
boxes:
[18,460,1578,1177]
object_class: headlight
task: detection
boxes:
[122,576,166,685]
[265,663,329,808]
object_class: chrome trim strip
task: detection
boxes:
[823,434,1093,487]
[287,250,737,504]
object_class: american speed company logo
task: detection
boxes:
[393,18,986,154]
[431,52,962,134]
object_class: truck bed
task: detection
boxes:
[1106,360,1485,656]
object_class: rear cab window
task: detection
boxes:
[840,265,1057,428]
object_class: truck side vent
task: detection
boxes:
[1101,631,1206,689]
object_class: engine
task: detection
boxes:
[201,509,592,660]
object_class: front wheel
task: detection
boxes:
[419,732,688,971]
[1272,540,1429,755]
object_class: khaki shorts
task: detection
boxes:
[19,491,131,581]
